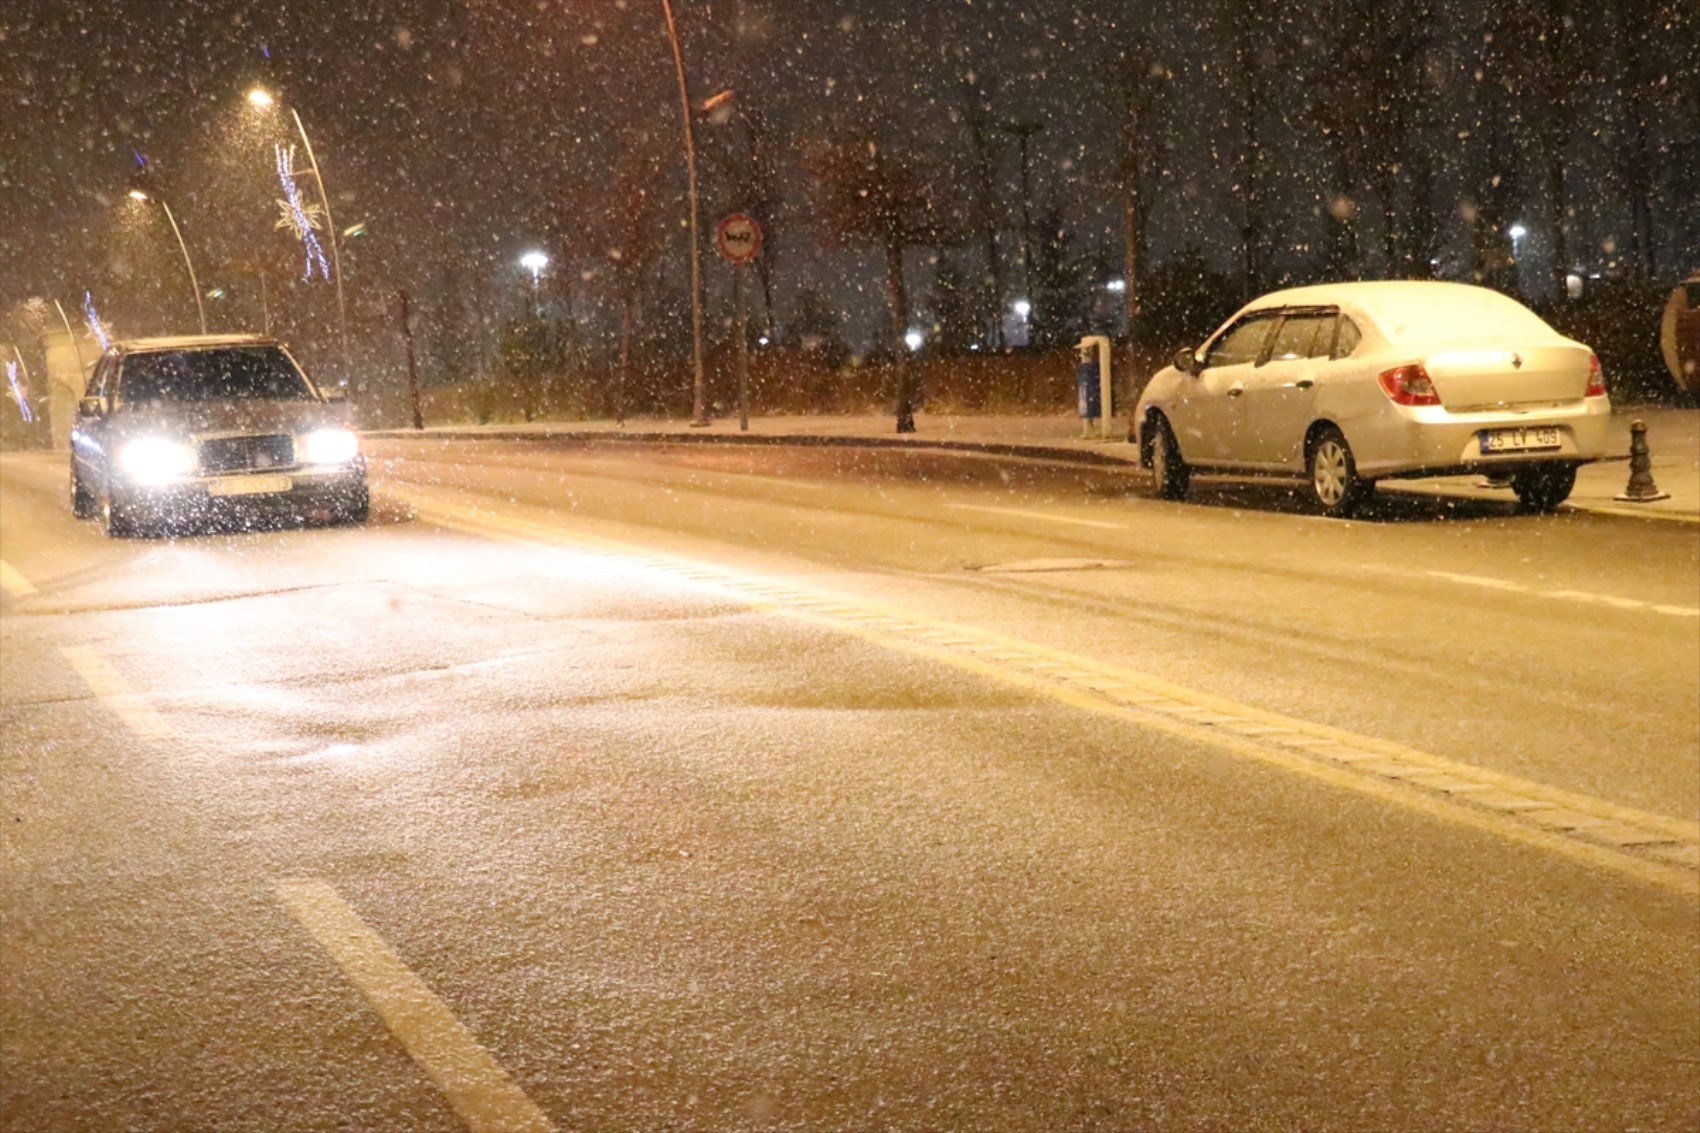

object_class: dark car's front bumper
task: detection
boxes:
[111,463,367,530]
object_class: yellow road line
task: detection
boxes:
[59,646,176,741]
[393,484,1700,898]
[0,558,36,597]
[277,879,555,1133]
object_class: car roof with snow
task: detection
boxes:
[1241,281,1572,348]
[108,334,281,355]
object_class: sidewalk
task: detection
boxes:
[372,406,1700,522]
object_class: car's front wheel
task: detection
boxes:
[1148,415,1190,500]
[1306,426,1369,518]
[338,485,370,526]
[1510,464,1577,513]
[102,486,149,538]
[70,463,96,519]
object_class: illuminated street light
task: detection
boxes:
[519,250,548,316]
[127,189,207,334]
[904,329,925,352]
[246,86,350,385]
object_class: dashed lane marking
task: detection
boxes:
[948,502,1127,530]
[59,646,176,741]
[1385,567,1700,620]
[392,483,1700,899]
[0,558,36,597]
[278,879,555,1133]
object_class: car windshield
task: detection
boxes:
[120,346,315,404]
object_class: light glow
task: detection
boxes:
[128,189,149,202]
[904,329,925,351]
[1013,299,1032,318]
[301,428,359,465]
[1508,224,1528,240]
[247,87,275,109]
[118,438,197,485]
[520,251,549,275]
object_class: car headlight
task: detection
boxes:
[117,438,197,485]
[301,428,360,465]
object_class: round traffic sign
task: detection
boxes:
[715,214,763,264]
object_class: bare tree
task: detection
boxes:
[810,138,950,432]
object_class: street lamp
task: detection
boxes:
[246,87,350,385]
[660,0,709,427]
[519,250,549,317]
[128,189,207,335]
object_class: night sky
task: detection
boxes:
[2,0,1696,382]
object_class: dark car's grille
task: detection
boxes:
[198,435,294,474]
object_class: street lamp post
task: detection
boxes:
[129,190,207,335]
[247,88,351,387]
[660,0,709,427]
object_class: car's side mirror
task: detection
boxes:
[1174,348,1200,376]
[77,396,107,419]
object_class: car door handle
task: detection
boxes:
[1227,387,1244,398]
[1295,378,1314,389]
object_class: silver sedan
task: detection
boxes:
[1134,281,1612,516]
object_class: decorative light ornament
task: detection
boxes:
[275,144,331,282]
[82,291,111,351]
[5,361,32,423]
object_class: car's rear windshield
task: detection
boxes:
[120,346,316,403]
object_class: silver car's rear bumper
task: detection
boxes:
[1349,398,1612,479]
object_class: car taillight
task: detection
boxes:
[1585,353,1607,398]
[1377,363,1442,406]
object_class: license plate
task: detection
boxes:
[1481,427,1561,453]
[208,473,293,497]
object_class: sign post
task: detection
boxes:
[715,214,763,431]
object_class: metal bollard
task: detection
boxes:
[1614,419,1671,502]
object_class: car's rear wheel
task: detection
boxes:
[1306,426,1369,518]
[70,464,96,519]
[1148,415,1189,500]
[1510,464,1577,513]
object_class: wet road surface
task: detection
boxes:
[2,439,1697,1131]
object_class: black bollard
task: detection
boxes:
[1614,419,1671,502]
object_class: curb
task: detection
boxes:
[364,426,1695,523]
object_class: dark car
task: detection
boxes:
[69,334,368,537]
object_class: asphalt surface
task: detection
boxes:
[2,438,1697,1132]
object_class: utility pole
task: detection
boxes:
[1003,121,1044,325]
[661,0,710,426]
[398,290,424,431]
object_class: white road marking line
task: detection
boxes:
[1429,571,1527,592]
[277,879,554,1133]
[0,558,36,596]
[59,646,176,741]
[1375,567,1700,620]
[948,502,1126,530]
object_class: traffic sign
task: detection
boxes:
[715,214,763,264]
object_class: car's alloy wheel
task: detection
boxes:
[1510,464,1577,513]
[1149,416,1190,500]
[1307,427,1367,517]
